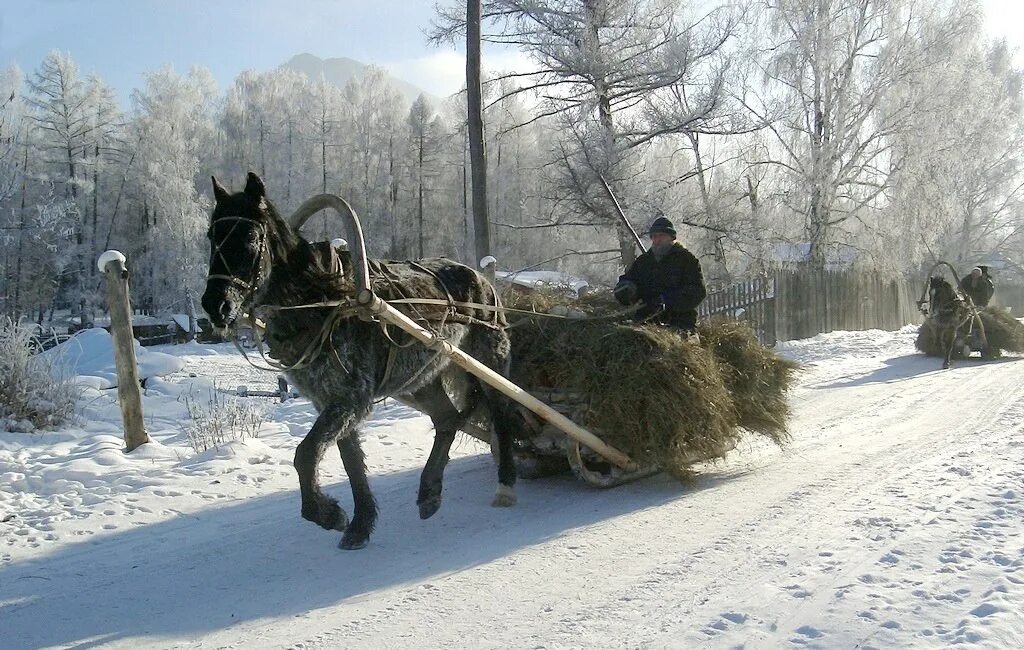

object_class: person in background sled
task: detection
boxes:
[960,266,995,307]
[613,216,707,333]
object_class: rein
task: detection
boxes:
[208,213,638,376]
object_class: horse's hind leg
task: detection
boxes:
[478,382,519,507]
[337,433,378,550]
[487,395,519,508]
[413,383,463,520]
[418,427,457,520]
[469,330,519,507]
[295,403,364,532]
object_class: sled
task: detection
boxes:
[357,292,658,487]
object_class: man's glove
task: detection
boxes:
[613,280,638,305]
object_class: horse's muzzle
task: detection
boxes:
[201,288,237,329]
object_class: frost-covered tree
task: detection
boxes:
[746,0,957,268]
[886,25,1024,270]
[23,52,100,316]
[129,66,216,321]
[339,67,406,253]
[433,0,747,268]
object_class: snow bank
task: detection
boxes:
[40,327,185,388]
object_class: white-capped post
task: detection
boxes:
[98,250,149,452]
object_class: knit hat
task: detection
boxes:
[647,216,676,237]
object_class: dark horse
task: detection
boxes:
[201,173,519,549]
[926,276,976,369]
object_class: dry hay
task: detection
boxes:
[505,291,796,475]
[978,307,1024,355]
[509,320,739,475]
[916,306,1024,358]
[696,318,798,444]
[501,285,621,319]
[914,318,945,357]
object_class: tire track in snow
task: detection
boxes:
[279,353,1024,649]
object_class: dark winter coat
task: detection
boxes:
[961,273,995,307]
[615,241,707,330]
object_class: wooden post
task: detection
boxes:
[98,250,149,451]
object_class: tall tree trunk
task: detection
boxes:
[462,140,471,263]
[417,132,425,258]
[746,174,767,271]
[13,145,28,319]
[388,134,399,257]
[89,137,100,323]
[467,0,492,279]
[584,0,635,268]
[285,120,294,207]
[259,117,266,178]
[688,132,730,283]
[320,117,329,241]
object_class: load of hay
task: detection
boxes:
[914,318,946,357]
[505,290,797,476]
[977,307,1024,355]
[915,306,1024,358]
[696,318,796,443]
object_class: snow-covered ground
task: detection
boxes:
[2,325,1023,648]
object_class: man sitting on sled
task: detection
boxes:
[960,266,995,308]
[613,216,707,335]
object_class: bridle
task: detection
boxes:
[206,215,270,304]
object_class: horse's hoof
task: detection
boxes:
[491,484,517,508]
[418,496,442,520]
[339,532,369,550]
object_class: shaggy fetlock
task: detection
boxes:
[491,483,517,507]
[302,496,348,531]
[339,516,375,550]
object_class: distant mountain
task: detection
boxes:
[281,53,443,108]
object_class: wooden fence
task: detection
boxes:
[993,283,1024,314]
[700,269,924,346]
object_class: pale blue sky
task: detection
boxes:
[1,0,1020,105]
[0,0,531,103]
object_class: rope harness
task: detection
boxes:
[207,213,641,392]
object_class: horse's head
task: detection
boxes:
[928,276,958,314]
[202,172,277,329]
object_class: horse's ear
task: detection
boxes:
[244,172,266,200]
[212,176,229,202]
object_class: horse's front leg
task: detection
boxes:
[294,403,366,532]
[942,327,955,369]
[337,433,379,549]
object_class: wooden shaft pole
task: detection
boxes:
[101,254,149,451]
[360,292,638,471]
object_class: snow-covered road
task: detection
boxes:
[2,328,1023,648]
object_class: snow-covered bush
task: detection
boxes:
[183,389,269,453]
[0,318,80,432]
